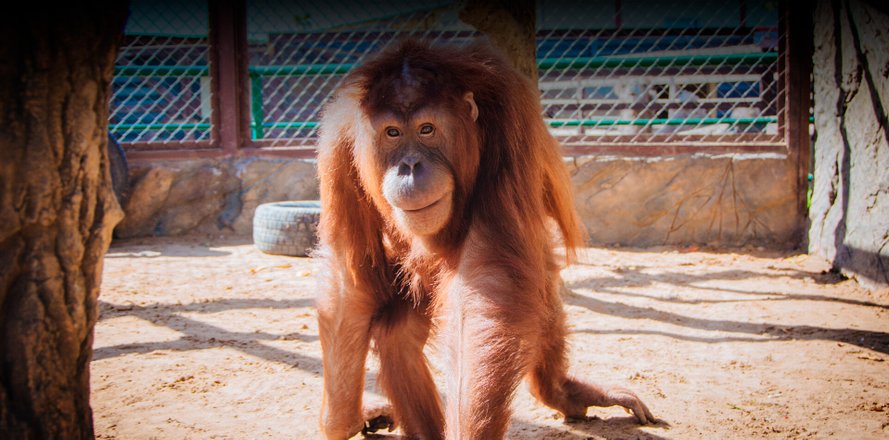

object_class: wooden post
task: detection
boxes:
[782,1,814,246]
[209,0,250,154]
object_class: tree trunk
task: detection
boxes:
[808,0,889,289]
[0,2,127,438]
[460,0,538,82]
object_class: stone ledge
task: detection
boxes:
[115,157,318,238]
[568,153,800,248]
[116,153,801,250]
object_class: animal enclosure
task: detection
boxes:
[110,0,809,248]
[85,2,889,439]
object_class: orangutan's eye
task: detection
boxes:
[418,124,434,136]
[386,127,401,138]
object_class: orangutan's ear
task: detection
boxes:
[464,92,479,122]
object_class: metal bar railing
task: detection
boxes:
[548,117,777,127]
[111,123,212,130]
[249,71,264,139]
[249,65,355,76]
[114,65,211,76]
[114,52,775,77]
[537,53,777,70]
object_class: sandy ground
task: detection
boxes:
[93,236,889,439]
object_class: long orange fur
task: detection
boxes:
[315,40,652,440]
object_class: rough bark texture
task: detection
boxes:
[809,0,889,289]
[0,2,127,438]
[459,0,538,82]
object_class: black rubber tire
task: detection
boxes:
[252,201,321,257]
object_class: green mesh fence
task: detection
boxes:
[246,0,476,147]
[537,0,782,147]
[110,0,212,145]
[111,0,784,150]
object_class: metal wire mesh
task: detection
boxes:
[110,0,212,145]
[538,0,783,148]
[110,0,784,151]
[246,0,478,148]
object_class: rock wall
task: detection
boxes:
[809,0,889,289]
[115,157,318,238]
[569,153,800,247]
[116,152,801,250]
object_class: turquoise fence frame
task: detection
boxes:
[111,52,779,139]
